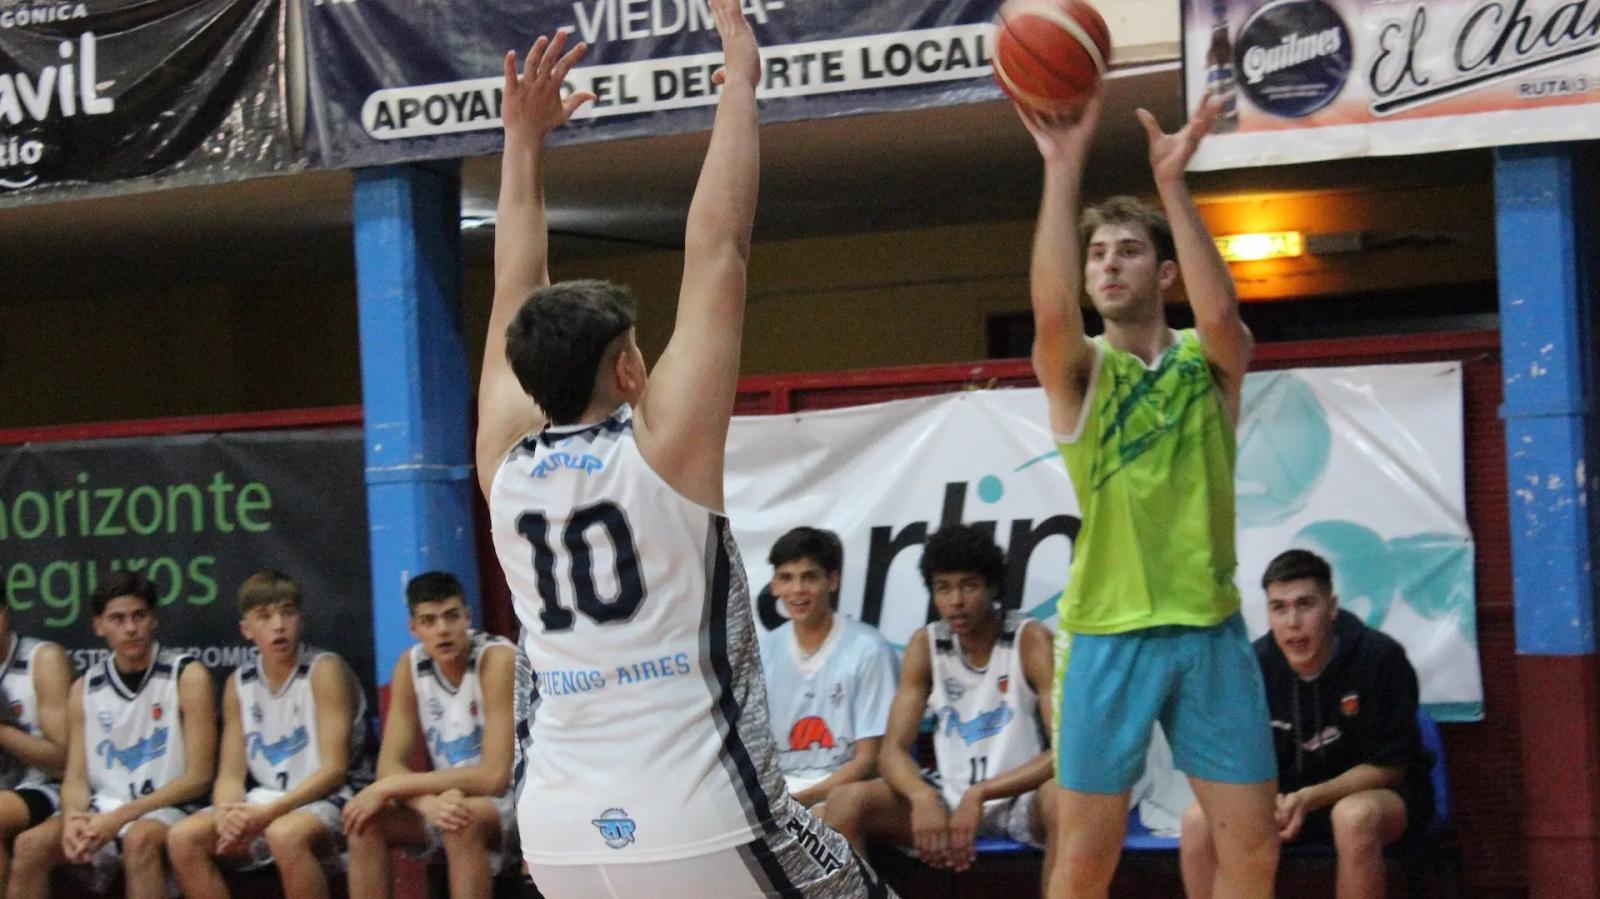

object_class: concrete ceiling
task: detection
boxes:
[0,63,1490,293]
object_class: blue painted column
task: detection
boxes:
[354,162,480,689]
[1495,144,1600,895]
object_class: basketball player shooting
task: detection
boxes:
[1019,90,1280,899]
[475,1,888,896]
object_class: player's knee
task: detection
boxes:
[1214,820,1278,874]
[1180,802,1212,847]
[1330,796,1383,848]
[12,824,54,865]
[346,822,386,855]
[264,816,316,857]
[440,820,494,857]
[121,822,167,868]
[821,782,867,828]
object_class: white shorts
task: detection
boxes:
[206,785,350,871]
[528,800,894,899]
[405,790,519,873]
[979,791,1041,846]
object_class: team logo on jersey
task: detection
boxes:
[781,716,853,771]
[942,678,967,701]
[96,727,169,772]
[427,698,445,721]
[830,683,845,707]
[1340,692,1360,717]
[470,700,478,718]
[8,701,22,720]
[250,703,264,724]
[426,725,483,766]
[151,703,163,721]
[247,726,310,766]
[591,808,637,849]
[997,675,1010,694]
[935,702,1014,746]
[97,711,115,732]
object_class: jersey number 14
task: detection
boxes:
[516,502,646,633]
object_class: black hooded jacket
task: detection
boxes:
[1254,609,1434,812]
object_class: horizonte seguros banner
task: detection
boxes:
[0,429,374,686]
[303,0,1008,168]
[725,364,1482,722]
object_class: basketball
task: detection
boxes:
[993,0,1113,117]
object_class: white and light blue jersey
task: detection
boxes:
[234,645,371,794]
[0,635,59,791]
[760,617,898,791]
[490,406,790,865]
[410,631,515,775]
[82,645,195,806]
[926,611,1043,812]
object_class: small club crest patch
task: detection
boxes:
[1340,692,1360,717]
[997,675,1010,694]
[151,703,163,721]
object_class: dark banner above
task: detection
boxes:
[0,0,292,204]
[0,429,374,687]
[305,0,1008,168]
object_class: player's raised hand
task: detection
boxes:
[709,0,760,89]
[1137,94,1218,187]
[1016,92,1101,167]
[502,31,595,140]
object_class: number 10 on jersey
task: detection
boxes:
[516,501,647,633]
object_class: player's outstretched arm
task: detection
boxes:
[477,33,597,497]
[1137,96,1253,420]
[0,643,71,777]
[635,0,760,511]
[1020,97,1102,437]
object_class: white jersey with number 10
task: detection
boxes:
[490,406,787,866]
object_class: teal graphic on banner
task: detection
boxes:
[1236,372,1331,527]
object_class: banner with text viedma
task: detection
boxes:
[303,0,1007,168]
[725,364,1482,722]
[0,0,295,204]
[0,429,374,689]
[1182,0,1600,169]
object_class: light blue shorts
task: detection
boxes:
[1055,614,1275,794]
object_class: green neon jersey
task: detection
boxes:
[1056,330,1241,634]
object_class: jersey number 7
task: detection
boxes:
[516,501,647,633]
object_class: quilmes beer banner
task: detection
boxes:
[1181,0,1600,169]
[0,429,374,687]
[725,364,1484,722]
[0,0,292,203]
[304,0,1007,168]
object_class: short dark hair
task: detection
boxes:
[237,570,301,616]
[1081,195,1177,264]
[91,570,159,617]
[768,527,843,575]
[920,525,1005,592]
[505,279,638,424]
[407,571,466,612]
[1261,549,1334,595]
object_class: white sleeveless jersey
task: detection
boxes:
[490,407,788,865]
[926,612,1044,811]
[410,631,515,774]
[0,636,58,790]
[82,645,195,805]
[235,645,371,793]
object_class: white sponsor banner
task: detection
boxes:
[362,24,995,140]
[726,362,1482,721]
[1183,0,1600,170]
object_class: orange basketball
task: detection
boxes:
[993,0,1113,117]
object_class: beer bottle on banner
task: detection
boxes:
[1205,0,1240,132]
